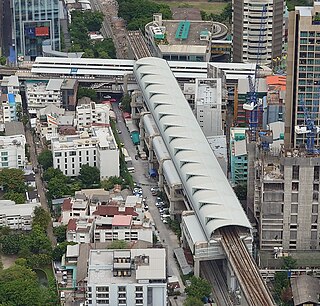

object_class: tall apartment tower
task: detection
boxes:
[12,0,60,61]
[232,0,284,65]
[285,2,320,149]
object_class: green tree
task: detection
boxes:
[43,167,66,182]
[52,241,77,261]
[108,240,129,249]
[26,254,52,269]
[121,93,131,113]
[282,256,297,270]
[0,233,23,255]
[101,176,123,190]
[185,276,211,301]
[84,11,104,31]
[79,164,100,187]
[3,192,26,204]
[274,271,290,303]
[32,207,51,231]
[0,265,49,306]
[0,168,26,193]
[20,225,52,256]
[184,297,203,306]
[53,225,66,243]
[47,176,68,199]
[37,150,53,170]
[77,86,97,101]
[0,56,6,66]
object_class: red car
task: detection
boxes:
[110,98,117,102]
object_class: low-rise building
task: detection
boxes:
[67,218,94,244]
[86,248,167,306]
[145,13,228,62]
[0,200,41,230]
[0,134,26,169]
[26,79,64,109]
[75,101,110,130]
[61,198,89,224]
[52,127,119,179]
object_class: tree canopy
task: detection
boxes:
[53,225,66,243]
[101,176,124,191]
[79,164,100,187]
[185,276,211,301]
[118,0,172,31]
[0,168,26,194]
[77,86,98,101]
[184,296,203,306]
[0,265,50,306]
[69,11,116,59]
[37,150,53,171]
[32,207,51,231]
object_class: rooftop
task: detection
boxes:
[0,200,40,216]
[134,57,252,238]
[112,215,132,227]
[87,248,166,284]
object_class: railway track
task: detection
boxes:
[127,31,151,59]
[201,261,234,306]
[221,227,275,306]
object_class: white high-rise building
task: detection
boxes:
[51,127,119,179]
[86,248,167,306]
[232,0,285,64]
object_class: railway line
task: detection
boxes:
[221,227,275,306]
[127,31,152,59]
[201,261,234,306]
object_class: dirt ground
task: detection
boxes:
[1,254,17,269]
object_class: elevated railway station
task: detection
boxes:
[133,57,275,306]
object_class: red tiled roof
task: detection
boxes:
[93,205,138,217]
[62,198,72,211]
[67,219,77,231]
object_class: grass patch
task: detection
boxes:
[156,1,228,15]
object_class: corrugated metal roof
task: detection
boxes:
[134,57,251,239]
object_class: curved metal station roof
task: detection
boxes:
[134,57,251,239]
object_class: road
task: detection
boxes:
[112,102,186,297]
[25,127,56,246]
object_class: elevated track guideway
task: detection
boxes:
[221,227,275,306]
[127,31,152,59]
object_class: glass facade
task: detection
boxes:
[12,0,60,60]
[296,30,320,146]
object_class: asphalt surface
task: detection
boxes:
[112,102,186,294]
[25,127,56,246]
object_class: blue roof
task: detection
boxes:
[8,94,15,104]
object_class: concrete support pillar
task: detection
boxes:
[226,261,237,292]
[194,258,200,277]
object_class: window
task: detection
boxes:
[311,215,318,223]
[292,165,299,180]
[291,215,298,223]
[55,152,61,157]
[291,193,298,203]
[136,286,143,292]
[118,286,126,292]
[292,182,299,191]
[312,204,318,213]
[291,204,298,214]
[70,151,76,156]
[1,152,8,156]
[290,231,297,240]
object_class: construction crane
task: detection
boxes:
[295,103,320,154]
[242,4,267,142]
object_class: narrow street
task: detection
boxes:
[113,103,186,295]
[25,126,56,246]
